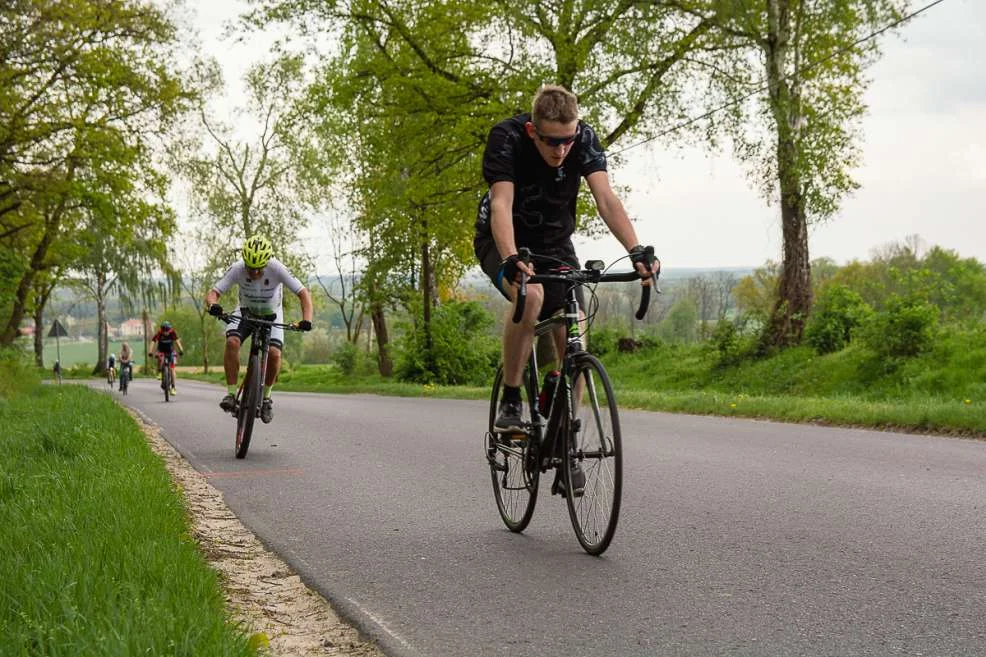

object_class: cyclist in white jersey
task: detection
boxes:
[206,235,313,423]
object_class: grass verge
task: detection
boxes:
[0,384,255,657]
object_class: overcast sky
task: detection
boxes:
[193,0,985,271]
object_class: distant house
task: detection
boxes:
[119,319,144,337]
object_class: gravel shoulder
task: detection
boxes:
[131,409,387,657]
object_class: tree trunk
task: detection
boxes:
[33,304,44,367]
[142,308,151,375]
[1,221,55,346]
[763,0,811,348]
[93,277,107,375]
[371,304,393,377]
[200,313,210,374]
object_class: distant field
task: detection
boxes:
[26,338,151,369]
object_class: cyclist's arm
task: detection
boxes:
[490,181,533,279]
[585,171,639,252]
[297,287,313,322]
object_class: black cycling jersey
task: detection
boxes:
[474,113,608,251]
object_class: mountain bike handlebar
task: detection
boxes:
[217,311,306,331]
[511,246,660,323]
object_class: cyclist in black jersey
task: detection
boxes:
[474,84,658,435]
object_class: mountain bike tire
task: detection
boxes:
[235,354,262,459]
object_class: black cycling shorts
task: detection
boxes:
[475,238,586,321]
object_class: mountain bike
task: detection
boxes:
[215,309,304,459]
[485,247,659,555]
[106,364,116,387]
[151,352,177,402]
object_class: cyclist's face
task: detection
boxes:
[526,119,579,168]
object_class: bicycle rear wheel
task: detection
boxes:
[565,354,622,555]
[235,354,261,459]
[120,368,129,395]
[486,366,539,532]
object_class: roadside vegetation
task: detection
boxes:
[0,352,254,657]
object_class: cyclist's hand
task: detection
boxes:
[629,245,660,283]
[499,253,534,285]
[208,303,223,317]
[296,320,312,331]
[178,350,184,356]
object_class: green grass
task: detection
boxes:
[0,384,254,657]
[151,323,986,437]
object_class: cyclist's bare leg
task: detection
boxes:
[501,283,544,387]
[224,336,242,385]
[266,346,281,386]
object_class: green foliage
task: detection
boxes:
[331,341,363,376]
[657,298,699,344]
[0,347,39,398]
[859,295,939,361]
[805,283,873,354]
[709,319,754,367]
[395,301,499,386]
[156,307,225,367]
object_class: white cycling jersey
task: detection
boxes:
[212,257,305,315]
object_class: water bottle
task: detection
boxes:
[538,370,561,416]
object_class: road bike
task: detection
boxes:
[118,360,133,395]
[485,247,659,555]
[215,309,304,459]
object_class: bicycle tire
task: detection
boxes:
[564,353,623,555]
[486,366,539,532]
[162,365,171,402]
[120,368,128,395]
[235,353,261,459]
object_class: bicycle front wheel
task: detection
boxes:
[235,354,261,459]
[565,354,623,555]
[486,366,539,532]
[162,366,171,402]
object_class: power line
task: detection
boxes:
[609,0,949,157]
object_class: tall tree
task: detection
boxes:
[171,55,312,276]
[687,0,907,347]
[0,0,191,346]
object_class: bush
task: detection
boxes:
[0,347,38,398]
[330,341,361,376]
[805,284,873,354]
[709,319,753,367]
[395,301,499,386]
[859,294,938,359]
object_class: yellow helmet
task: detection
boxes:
[242,235,273,269]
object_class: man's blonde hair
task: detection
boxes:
[532,85,579,127]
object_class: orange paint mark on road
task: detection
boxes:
[204,468,305,479]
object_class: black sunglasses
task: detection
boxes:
[535,128,579,147]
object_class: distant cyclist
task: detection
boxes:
[106,352,117,383]
[150,321,184,396]
[205,235,313,423]
[119,341,133,390]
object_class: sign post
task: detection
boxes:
[48,319,68,381]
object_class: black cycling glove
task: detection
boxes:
[208,303,223,317]
[297,320,312,331]
[498,254,524,285]
[629,245,659,274]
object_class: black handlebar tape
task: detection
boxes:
[634,246,658,320]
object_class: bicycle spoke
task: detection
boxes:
[565,354,622,555]
[487,366,538,532]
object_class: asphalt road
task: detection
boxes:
[102,377,986,657]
